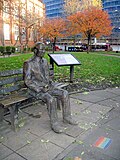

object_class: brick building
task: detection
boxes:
[0,0,45,49]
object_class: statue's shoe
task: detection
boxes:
[51,122,64,133]
[63,117,78,125]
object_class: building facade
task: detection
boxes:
[43,0,64,18]
[102,0,120,45]
[43,0,120,49]
[0,0,45,48]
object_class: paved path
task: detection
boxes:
[0,88,120,160]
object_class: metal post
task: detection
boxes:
[70,65,74,83]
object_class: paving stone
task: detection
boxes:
[87,103,113,115]
[74,111,102,124]
[78,120,98,131]
[70,93,107,103]
[17,138,64,160]
[106,88,120,95]
[42,131,75,148]
[54,143,78,160]
[101,117,120,131]
[0,122,12,136]
[2,129,38,151]
[63,143,117,160]
[0,143,13,160]
[112,96,120,103]
[87,90,117,99]
[23,115,51,136]
[22,102,47,116]
[3,153,26,160]
[98,99,119,108]
[80,127,120,160]
[64,125,84,138]
[98,110,120,126]
[3,109,29,132]
[70,98,92,112]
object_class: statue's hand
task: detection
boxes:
[42,85,49,93]
[35,87,42,93]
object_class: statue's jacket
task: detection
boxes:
[24,56,51,97]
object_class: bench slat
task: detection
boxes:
[0,69,23,77]
[0,76,23,86]
[0,83,25,95]
[0,94,28,107]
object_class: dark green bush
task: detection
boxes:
[0,46,5,53]
[31,47,34,52]
[6,46,11,52]
[23,46,31,52]
[11,46,15,53]
[28,47,31,51]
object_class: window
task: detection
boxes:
[14,25,19,40]
[4,23,10,40]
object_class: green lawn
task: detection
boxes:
[91,51,120,56]
[0,52,120,87]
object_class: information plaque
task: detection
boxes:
[48,53,81,82]
[48,54,81,66]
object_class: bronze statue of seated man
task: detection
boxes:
[24,42,78,133]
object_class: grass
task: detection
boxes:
[0,52,120,87]
[91,51,120,56]
[53,52,120,86]
[0,53,33,71]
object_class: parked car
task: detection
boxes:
[68,46,86,52]
[55,46,62,51]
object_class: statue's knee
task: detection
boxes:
[49,96,55,104]
[63,90,68,98]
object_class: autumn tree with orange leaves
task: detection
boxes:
[67,7,112,53]
[39,18,66,53]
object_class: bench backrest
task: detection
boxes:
[0,65,54,98]
[0,69,24,98]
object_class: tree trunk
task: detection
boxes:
[53,37,56,53]
[0,10,4,46]
[10,0,13,45]
[87,33,91,54]
[73,35,76,47]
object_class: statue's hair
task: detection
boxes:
[34,42,45,49]
[33,42,45,54]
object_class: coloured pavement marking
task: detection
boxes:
[93,136,112,149]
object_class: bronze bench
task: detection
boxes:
[0,67,68,131]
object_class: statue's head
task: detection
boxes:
[33,42,45,58]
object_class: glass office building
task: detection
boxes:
[43,0,120,47]
[43,0,64,18]
[102,0,120,38]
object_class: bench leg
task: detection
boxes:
[57,98,61,110]
[0,104,4,122]
[9,105,18,131]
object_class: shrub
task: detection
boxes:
[6,46,11,52]
[23,46,31,52]
[11,46,16,53]
[0,46,5,53]
[31,47,34,52]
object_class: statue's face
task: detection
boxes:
[35,43,45,58]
